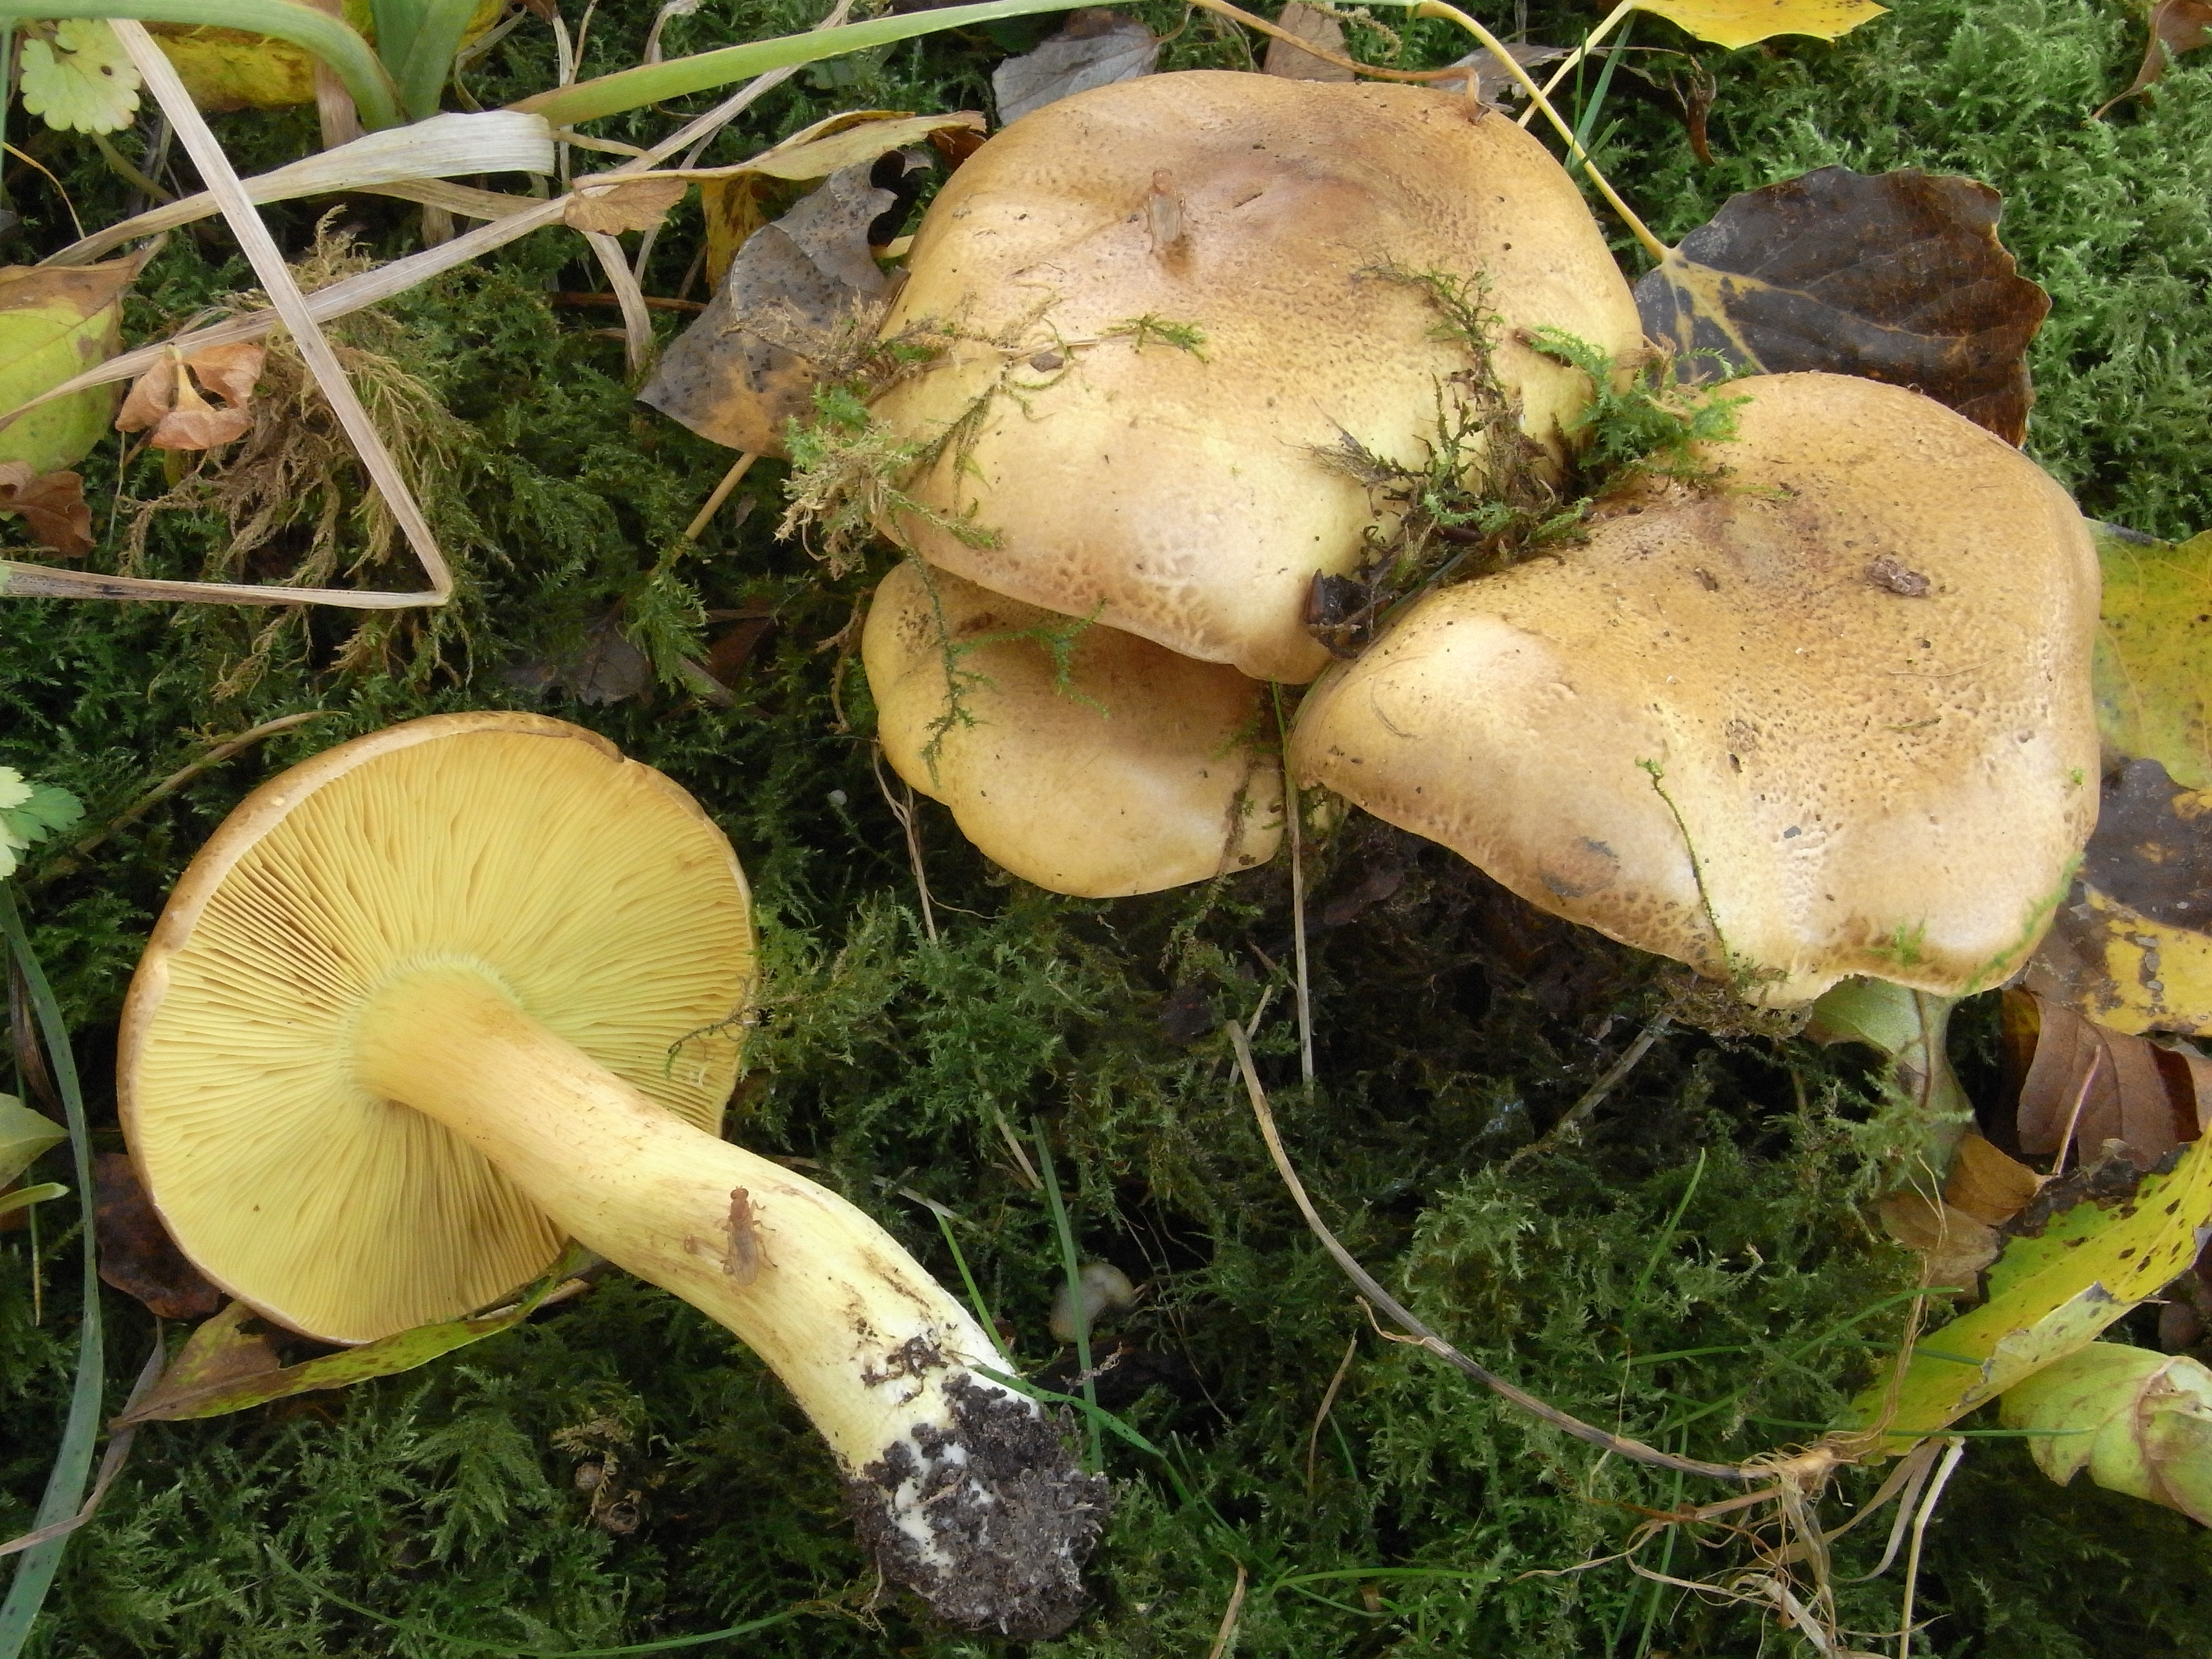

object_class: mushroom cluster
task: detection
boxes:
[119,712,1105,1638]
[1292,372,2102,1003]
[854,70,1640,895]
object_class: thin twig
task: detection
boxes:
[682,452,760,541]
[1506,1014,1672,1166]
[1895,1437,1966,1659]
[1285,757,1315,1089]
[1227,1022,1780,1484]
[581,229,657,380]
[1517,0,1635,126]
[2051,1048,2103,1177]
[1204,1563,1250,1659]
[30,711,332,888]
[0,1335,165,1559]
[1305,1332,1359,1492]
[872,749,937,943]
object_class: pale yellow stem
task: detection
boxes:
[352,967,1005,1475]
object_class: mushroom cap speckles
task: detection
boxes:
[1291,373,2102,1004]
[865,560,1282,897]
[119,712,756,1343]
[870,71,1642,685]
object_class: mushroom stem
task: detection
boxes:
[352,966,1103,1638]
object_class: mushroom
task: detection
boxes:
[864,560,1283,896]
[866,70,1642,685]
[1289,372,2101,1004]
[118,711,1105,1638]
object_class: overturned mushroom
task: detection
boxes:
[865,560,1282,896]
[866,71,1641,685]
[1290,372,2100,1004]
[119,712,1105,1638]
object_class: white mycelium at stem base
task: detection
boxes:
[119,713,1103,1638]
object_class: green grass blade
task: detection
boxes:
[1031,1118,1101,1470]
[388,0,479,121]
[0,0,402,128]
[0,885,103,1657]
[512,0,1098,127]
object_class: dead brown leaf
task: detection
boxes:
[565,175,690,236]
[116,341,266,452]
[1633,166,2049,444]
[701,173,773,292]
[1264,2,1358,81]
[0,461,92,557]
[93,1151,224,1321]
[1876,1188,2002,1295]
[642,158,919,457]
[2006,989,2208,1168]
[503,612,652,705]
[2096,0,2212,118]
[1945,1132,2045,1227]
[991,8,1159,126]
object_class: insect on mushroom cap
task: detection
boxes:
[1290,371,2102,1004]
[867,70,1643,685]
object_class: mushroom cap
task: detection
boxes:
[119,712,755,1344]
[869,71,1641,685]
[865,560,1283,896]
[1290,372,2101,1004]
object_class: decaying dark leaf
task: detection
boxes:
[1633,166,2049,443]
[2095,0,2212,119]
[2004,987,2209,1167]
[503,612,652,705]
[642,156,923,457]
[93,1150,224,1321]
[2023,762,2212,1037]
[1262,2,1356,81]
[0,461,92,557]
[700,173,773,293]
[991,8,1158,126]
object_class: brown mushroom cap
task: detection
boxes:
[1290,372,2101,1004]
[868,71,1642,685]
[119,712,754,1342]
[866,560,1282,896]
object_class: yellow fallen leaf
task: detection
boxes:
[1634,0,1888,51]
[1845,1127,2212,1453]
[2094,526,2212,792]
[0,259,135,475]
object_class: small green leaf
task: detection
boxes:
[0,1094,67,1187]
[18,19,141,133]
[2000,1342,2212,1524]
[0,1181,69,1219]
[118,1246,593,1423]
[0,260,135,476]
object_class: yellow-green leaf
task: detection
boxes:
[18,19,141,134]
[0,1094,67,1187]
[1844,1129,2212,1452]
[117,1246,592,1424]
[1631,0,1888,51]
[0,260,135,475]
[2000,1342,2212,1524]
[2093,526,2212,792]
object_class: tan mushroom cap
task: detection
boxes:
[865,560,1283,896]
[870,71,1642,685]
[1290,372,2101,1004]
[119,712,754,1344]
